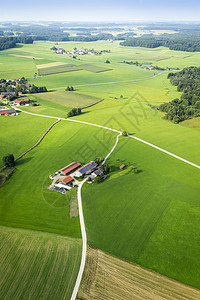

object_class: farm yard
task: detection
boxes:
[1,37,200,298]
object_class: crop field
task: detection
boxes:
[37,90,101,108]
[0,226,81,300]
[78,246,200,300]
[82,136,200,289]
[37,61,111,76]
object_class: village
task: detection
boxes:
[49,160,108,194]
[51,46,111,57]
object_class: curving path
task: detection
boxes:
[17,108,200,170]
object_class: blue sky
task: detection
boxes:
[1,0,200,22]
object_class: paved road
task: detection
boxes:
[70,178,87,300]
[51,70,175,90]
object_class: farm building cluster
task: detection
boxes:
[49,161,106,194]
[52,46,110,56]
[0,106,17,116]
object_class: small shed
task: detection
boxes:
[120,164,125,169]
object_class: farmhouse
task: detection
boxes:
[74,161,97,178]
[59,176,74,185]
[59,161,81,175]
[2,92,15,97]
[120,164,125,169]
[13,98,30,106]
[0,109,16,116]
[90,168,104,180]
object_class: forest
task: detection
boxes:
[159,67,200,123]
[0,36,33,51]
[120,32,200,52]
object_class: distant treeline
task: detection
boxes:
[120,32,200,52]
[0,36,33,51]
[159,67,200,123]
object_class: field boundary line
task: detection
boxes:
[70,178,87,300]
[15,118,60,162]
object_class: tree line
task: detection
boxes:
[120,32,200,52]
[0,36,33,51]
[159,67,200,123]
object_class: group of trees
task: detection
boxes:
[28,85,47,94]
[120,32,200,52]
[0,80,47,95]
[159,67,200,123]
[67,108,82,117]
[0,36,33,51]
[65,86,74,91]
[2,154,15,168]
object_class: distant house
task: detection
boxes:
[0,109,16,116]
[74,161,97,177]
[13,98,30,106]
[59,161,81,176]
[120,164,125,169]
[59,176,74,185]
[2,92,15,97]
[0,95,5,99]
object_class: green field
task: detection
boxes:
[82,137,200,289]
[1,39,200,294]
[36,90,101,108]
[0,119,117,236]
[0,226,81,300]
[37,61,111,76]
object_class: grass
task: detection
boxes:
[0,119,117,236]
[37,90,101,108]
[0,113,53,168]
[78,246,200,300]
[82,137,200,289]
[0,226,81,300]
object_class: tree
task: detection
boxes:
[3,154,15,168]
[94,176,101,183]
[105,59,110,63]
[122,131,127,136]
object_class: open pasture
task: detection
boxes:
[82,137,200,289]
[0,226,81,300]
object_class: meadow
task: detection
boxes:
[0,119,117,236]
[1,39,200,294]
[82,136,200,289]
[0,226,81,300]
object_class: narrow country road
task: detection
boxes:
[101,133,122,165]
[70,178,87,300]
[17,109,200,170]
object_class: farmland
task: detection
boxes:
[82,137,200,289]
[78,246,200,300]
[37,90,101,108]
[37,61,111,75]
[1,37,200,297]
[0,226,81,300]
